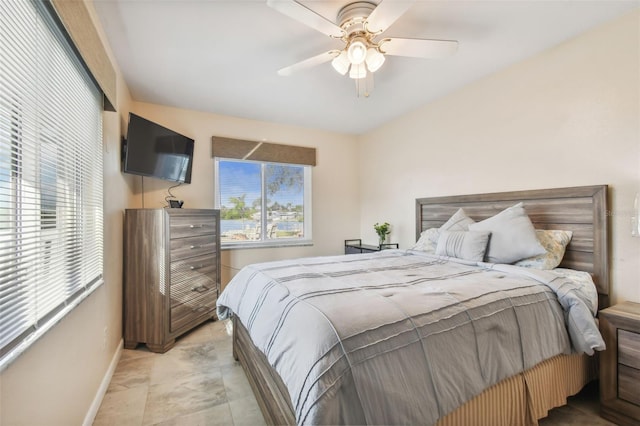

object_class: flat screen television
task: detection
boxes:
[122,113,194,183]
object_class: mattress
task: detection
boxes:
[217,250,603,425]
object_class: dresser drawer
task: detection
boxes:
[170,253,217,283]
[171,276,215,302]
[170,234,217,261]
[170,214,217,239]
[619,364,640,406]
[170,286,216,332]
[619,329,640,369]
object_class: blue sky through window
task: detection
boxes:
[218,160,303,208]
[219,161,261,208]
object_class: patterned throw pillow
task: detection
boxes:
[514,230,573,270]
[411,228,439,253]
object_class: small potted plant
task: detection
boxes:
[374,222,391,247]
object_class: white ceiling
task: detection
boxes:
[94,0,639,135]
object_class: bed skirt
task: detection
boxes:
[436,351,597,426]
[232,316,597,426]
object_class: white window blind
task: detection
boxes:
[0,0,104,369]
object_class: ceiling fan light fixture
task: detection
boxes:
[347,37,367,65]
[331,50,350,75]
[365,47,385,72]
[349,63,366,79]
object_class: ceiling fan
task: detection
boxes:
[267,0,458,97]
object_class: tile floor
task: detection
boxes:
[94,320,613,426]
[93,320,264,426]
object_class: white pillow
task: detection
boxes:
[428,208,476,244]
[468,203,545,264]
[436,230,491,262]
[515,230,573,270]
[411,228,439,253]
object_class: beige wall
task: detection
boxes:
[127,102,360,288]
[358,9,640,304]
[0,1,134,425]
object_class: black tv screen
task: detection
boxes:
[123,113,194,183]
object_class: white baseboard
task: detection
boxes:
[83,338,123,426]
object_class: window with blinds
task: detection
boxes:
[0,0,104,369]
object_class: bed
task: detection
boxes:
[218,185,609,425]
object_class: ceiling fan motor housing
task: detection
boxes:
[337,1,377,35]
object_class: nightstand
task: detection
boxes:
[344,239,398,254]
[599,301,640,426]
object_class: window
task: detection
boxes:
[215,159,312,247]
[0,0,103,369]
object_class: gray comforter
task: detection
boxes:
[217,250,604,425]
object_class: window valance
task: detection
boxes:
[211,136,316,166]
[50,0,117,111]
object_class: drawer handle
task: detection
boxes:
[189,224,207,228]
[189,264,205,271]
[190,245,201,250]
[192,306,208,313]
[192,285,209,293]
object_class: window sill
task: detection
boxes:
[221,239,313,250]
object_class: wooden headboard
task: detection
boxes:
[416,185,609,309]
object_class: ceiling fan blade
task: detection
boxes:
[267,0,344,38]
[277,50,340,76]
[365,0,417,34]
[380,37,458,58]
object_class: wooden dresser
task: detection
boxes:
[599,301,640,426]
[123,208,221,353]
